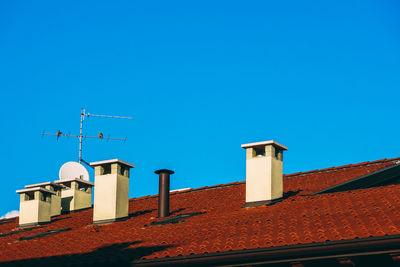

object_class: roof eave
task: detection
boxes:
[132,235,400,266]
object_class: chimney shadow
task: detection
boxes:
[170,208,186,215]
[60,196,73,214]
[283,190,301,198]
[50,216,72,223]
[264,190,302,206]
[128,209,156,218]
[0,241,173,267]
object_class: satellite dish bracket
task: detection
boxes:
[80,159,93,169]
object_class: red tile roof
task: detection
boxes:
[284,157,399,194]
[1,157,400,265]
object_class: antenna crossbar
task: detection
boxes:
[43,108,132,163]
[42,133,127,141]
[86,113,133,119]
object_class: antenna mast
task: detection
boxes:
[43,108,132,165]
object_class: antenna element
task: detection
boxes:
[43,108,132,164]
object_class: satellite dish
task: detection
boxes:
[59,161,90,181]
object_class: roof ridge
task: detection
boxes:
[284,156,400,178]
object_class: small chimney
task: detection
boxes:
[241,140,288,207]
[54,178,94,213]
[25,182,63,217]
[90,159,134,224]
[16,187,56,227]
[155,169,174,217]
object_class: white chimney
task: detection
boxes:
[54,178,94,213]
[90,159,134,224]
[241,140,288,207]
[24,182,63,217]
[16,187,56,227]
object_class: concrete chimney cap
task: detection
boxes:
[241,140,288,150]
[25,182,64,189]
[16,187,56,195]
[89,159,135,168]
[54,178,94,186]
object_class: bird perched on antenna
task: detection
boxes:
[42,108,132,163]
[56,130,62,141]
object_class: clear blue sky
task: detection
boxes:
[1,1,400,216]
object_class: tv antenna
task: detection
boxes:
[43,108,133,166]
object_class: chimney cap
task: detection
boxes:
[54,178,94,186]
[89,159,135,168]
[16,187,56,195]
[25,182,64,189]
[241,140,288,150]
[155,169,175,175]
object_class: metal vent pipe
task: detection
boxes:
[155,169,174,218]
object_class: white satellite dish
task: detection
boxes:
[59,161,90,181]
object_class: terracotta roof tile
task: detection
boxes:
[0,157,400,264]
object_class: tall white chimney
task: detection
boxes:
[90,159,134,224]
[241,140,288,207]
